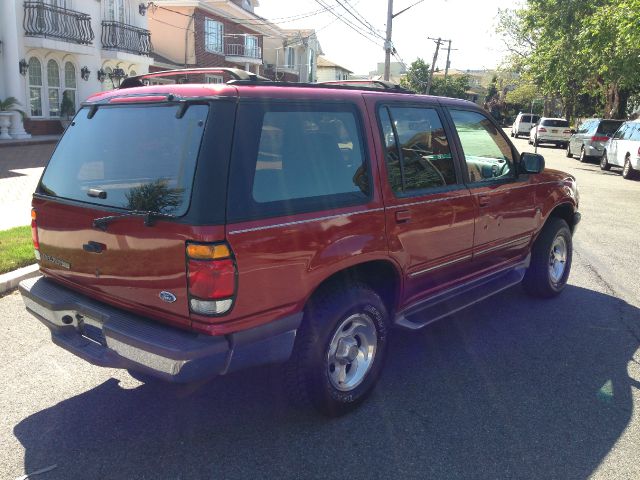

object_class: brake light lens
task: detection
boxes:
[186,242,236,316]
[31,209,40,260]
[563,129,572,134]
[538,127,547,132]
[591,135,609,142]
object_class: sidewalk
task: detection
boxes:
[0,137,58,230]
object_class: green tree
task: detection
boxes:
[401,58,470,99]
[400,58,430,94]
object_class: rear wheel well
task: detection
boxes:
[308,261,401,317]
[548,203,576,232]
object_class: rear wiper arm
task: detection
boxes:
[92,210,176,230]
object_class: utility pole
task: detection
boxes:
[426,37,444,95]
[443,40,452,84]
[384,0,393,81]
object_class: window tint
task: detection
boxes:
[450,109,515,183]
[613,124,627,139]
[251,109,368,203]
[40,104,208,215]
[541,119,569,128]
[532,115,540,123]
[521,115,531,123]
[597,120,623,136]
[379,106,457,194]
[630,124,640,141]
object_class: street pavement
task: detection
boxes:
[0,142,55,230]
[0,135,639,479]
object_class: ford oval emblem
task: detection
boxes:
[159,291,177,303]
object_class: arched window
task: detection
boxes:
[63,62,77,118]
[47,59,61,117]
[28,57,43,117]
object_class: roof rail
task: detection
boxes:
[320,80,413,93]
[119,67,271,89]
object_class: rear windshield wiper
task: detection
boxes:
[92,210,176,230]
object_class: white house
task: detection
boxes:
[0,0,153,137]
[263,29,322,82]
[316,56,352,82]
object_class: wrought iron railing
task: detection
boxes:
[225,44,262,59]
[23,1,94,45]
[101,21,152,56]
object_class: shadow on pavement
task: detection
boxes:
[14,285,640,479]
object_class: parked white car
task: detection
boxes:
[529,117,572,148]
[600,120,640,179]
[511,112,540,138]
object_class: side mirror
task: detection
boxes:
[520,152,545,174]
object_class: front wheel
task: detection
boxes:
[523,218,573,298]
[566,143,573,158]
[286,284,389,416]
[600,151,611,171]
[579,148,588,163]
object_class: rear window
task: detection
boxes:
[520,115,532,123]
[597,120,624,136]
[541,119,569,127]
[39,103,208,216]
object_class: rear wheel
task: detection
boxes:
[600,151,611,171]
[579,147,588,163]
[523,218,573,298]
[622,157,636,179]
[566,143,573,157]
[286,283,389,416]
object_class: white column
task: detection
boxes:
[2,0,31,138]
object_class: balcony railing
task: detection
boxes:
[101,21,152,56]
[225,44,262,59]
[23,1,94,45]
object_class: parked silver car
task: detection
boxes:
[566,118,623,162]
[601,120,640,179]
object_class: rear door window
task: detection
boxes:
[379,106,457,195]
[521,115,531,123]
[228,103,370,221]
[39,103,208,215]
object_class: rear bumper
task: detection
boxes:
[19,276,301,383]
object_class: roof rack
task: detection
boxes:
[320,80,412,93]
[118,67,271,89]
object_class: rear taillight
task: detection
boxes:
[538,127,547,132]
[186,242,236,316]
[563,129,572,134]
[31,208,40,260]
[591,135,609,142]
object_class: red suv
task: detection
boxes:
[20,68,580,416]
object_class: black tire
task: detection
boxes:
[534,137,539,147]
[600,151,611,171]
[579,147,588,163]
[566,143,573,157]
[523,218,573,298]
[622,157,636,179]
[286,283,389,416]
[528,137,533,145]
[511,131,515,138]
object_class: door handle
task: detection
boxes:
[478,195,491,207]
[83,241,106,253]
[395,210,411,223]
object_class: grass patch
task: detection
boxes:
[0,226,35,274]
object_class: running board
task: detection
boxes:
[394,262,528,331]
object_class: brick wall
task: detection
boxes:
[193,8,264,77]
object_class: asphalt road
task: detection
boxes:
[1,135,639,479]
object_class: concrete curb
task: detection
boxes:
[0,264,39,294]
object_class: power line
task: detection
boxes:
[313,0,384,48]
[333,0,386,41]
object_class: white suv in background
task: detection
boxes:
[511,112,540,138]
[529,117,572,148]
[601,120,640,179]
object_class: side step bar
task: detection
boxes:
[394,260,529,331]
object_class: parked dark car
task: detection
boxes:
[20,68,581,416]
